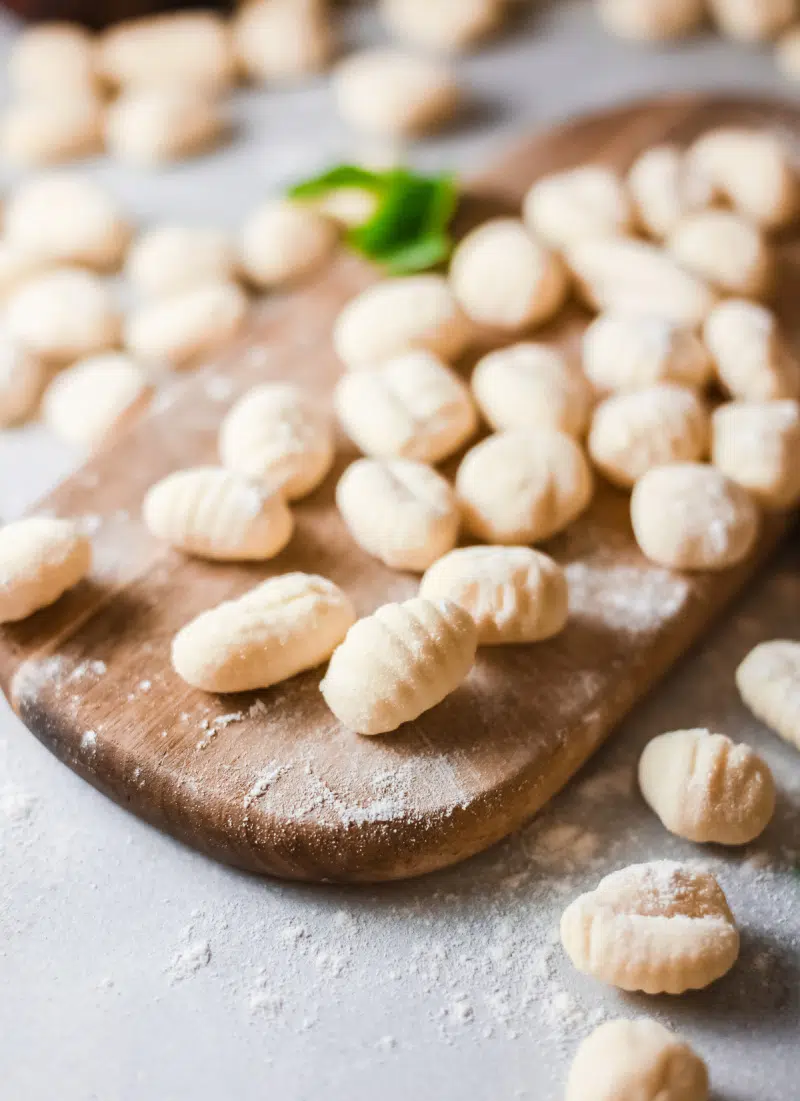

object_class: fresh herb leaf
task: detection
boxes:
[289,165,387,199]
[379,233,453,275]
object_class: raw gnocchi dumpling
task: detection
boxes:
[172,573,355,693]
[456,430,594,545]
[320,597,477,735]
[560,860,740,994]
[143,466,293,561]
[667,210,773,299]
[7,268,121,363]
[239,199,338,289]
[232,0,334,84]
[523,165,634,252]
[336,458,459,572]
[379,0,502,53]
[627,144,714,239]
[42,352,152,452]
[449,218,568,332]
[0,97,104,167]
[126,226,238,299]
[598,0,707,40]
[704,300,800,402]
[708,0,796,43]
[334,350,477,464]
[736,639,800,751]
[582,313,713,393]
[218,383,334,500]
[125,281,247,369]
[0,332,46,427]
[0,517,91,624]
[9,23,99,99]
[105,88,225,166]
[639,728,775,845]
[420,545,568,645]
[712,400,800,509]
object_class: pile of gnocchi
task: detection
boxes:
[3,114,800,1098]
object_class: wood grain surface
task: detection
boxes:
[0,94,797,883]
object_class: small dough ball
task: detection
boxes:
[420,545,568,645]
[456,430,594,544]
[125,281,247,369]
[9,23,99,100]
[0,517,91,624]
[582,313,713,393]
[334,350,477,464]
[565,1019,709,1101]
[5,175,130,271]
[471,342,593,438]
[143,466,293,562]
[334,274,470,370]
[0,97,104,167]
[233,0,334,84]
[686,127,798,230]
[668,210,773,299]
[449,218,569,332]
[239,199,338,289]
[560,860,740,994]
[126,226,237,298]
[630,462,759,571]
[219,382,334,500]
[380,0,503,52]
[172,573,355,693]
[97,11,234,92]
[639,728,775,845]
[566,238,717,328]
[523,166,634,252]
[712,400,800,509]
[598,0,707,40]
[42,353,152,452]
[709,0,796,42]
[336,457,459,571]
[737,639,800,750]
[776,26,800,82]
[704,300,800,402]
[0,244,51,301]
[0,333,46,427]
[588,385,710,489]
[7,268,120,364]
[320,597,477,735]
[332,48,460,138]
[628,145,715,239]
[105,88,225,166]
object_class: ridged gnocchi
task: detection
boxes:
[737,639,800,750]
[0,517,91,624]
[704,300,800,402]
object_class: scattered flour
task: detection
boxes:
[167,940,212,984]
[0,788,37,823]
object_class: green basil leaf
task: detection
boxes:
[289,165,386,199]
[379,234,453,275]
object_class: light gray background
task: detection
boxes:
[1,3,799,1099]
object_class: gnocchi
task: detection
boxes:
[598,0,707,40]
[7,268,120,363]
[0,517,91,624]
[125,281,247,369]
[105,88,225,166]
[0,96,104,167]
[712,400,800,509]
[627,144,714,239]
[523,166,634,252]
[667,209,773,299]
[97,11,234,92]
[126,226,238,299]
[43,353,152,452]
[232,0,334,84]
[704,300,800,402]
[9,23,99,100]
[582,313,713,393]
[737,639,800,750]
[379,0,503,53]
[0,333,46,428]
[239,199,338,289]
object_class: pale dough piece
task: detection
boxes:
[776,26,800,82]
[143,466,293,562]
[232,0,334,84]
[97,12,235,91]
[449,218,568,331]
[598,0,707,40]
[125,281,247,369]
[639,728,775,845]
[239,199,338,289]
[736,639,800,750]
[560,860,740,994]
[630,462,760,571]
[0,333,46,427]
[628,145,715,239]
[7,268,120,364]
[0,244,51,300]
[336,457,459,572]
[471,342,593,438]
[0,517,91,624]
[320,597,477,735]
[42,353,152,452]
[712,400,800,509]
[668,210,773,299]
[334,275,470,370]
[106,89,225,166]
[9,23,99,99]
[686,127,799,229]
[582,313,713,393]
[5,175,130,271]
[332,49,460,138]
[126,226,238,299]
[420,545,568,645]
[704,300,800,402]
[218,382,334,500]
[588,385,710,489]
[456,430,594,544]
[565,1019,709,1101]
[172,572,355,693]
[522,166,634,252]
[565,238,717,328]
[334,350,477,464]
[379,0,503,52]
[709,0,796,41]
[0,97,104,167]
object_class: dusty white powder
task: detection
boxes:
[0,788,37,823]
[167,940,212,984]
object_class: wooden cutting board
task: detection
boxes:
[0,94,797,883]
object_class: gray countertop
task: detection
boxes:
[0,3,798,1099]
